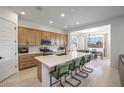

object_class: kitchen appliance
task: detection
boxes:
[41,40,51,45]
[56,45,67,56]
[40,47,53,56]
[58,47,64,50]
[18,47,29,53]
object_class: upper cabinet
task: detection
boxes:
[42,31,51,40]
[18,27,36,46]
[18,27,28,45]
[64,34,68,46]
[18,27,68,46]
[56,33,61,45]
[27,29,36,45]
[51,32,57,45]
[35,30,42,45]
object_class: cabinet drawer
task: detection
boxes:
[19,53,43,70]
[28,55,35,60]
[35,53,42,56]
[19,61,30,69]
[30,61,37,66]
[19,55,29,62]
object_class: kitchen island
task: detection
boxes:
[35,52,89,87]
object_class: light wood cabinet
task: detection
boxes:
[60,34,64,45]
[27,29,36,45]
[51,32,57,45]
[60,34,68,46]
[42,31,51,40]
[19,53,42,70]
[56,33,61,45]
[18,27,68,46]
[35,30,42,45]
[18,27,36,46]
[37,62,42,82]
[64,34,68,45]
[18,27,28,45]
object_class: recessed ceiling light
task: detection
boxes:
[64,26,68,28]
[49,21,53,24]
[20,11,25,15]
[61,13,65,17]
[76,22,79,24]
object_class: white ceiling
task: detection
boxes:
[72,25,110,35]
[9,6,124,31]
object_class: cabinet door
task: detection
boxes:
[42,31,47,40]
[41,31,51,40]
[61,34,65,45]
[46,32,51,40]
[27,29,36,45]
[56,33,61,45]
[65,35,68,45]
[18,27,28,45]
[51,32,56,45]
[35,30,42,45]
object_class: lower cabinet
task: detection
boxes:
[37,61,42,82]
[19,53,42,70]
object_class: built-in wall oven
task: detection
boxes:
[18,47,29,53]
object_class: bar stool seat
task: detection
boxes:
[50,63,70,87]
[50,61,81,87]
[69,58,88,79]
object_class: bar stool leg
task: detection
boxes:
[75,67,88,78]
[79,66,89,77]
[50,75,62,87]
[82,64,93,73]
[64,73,81,87]
[60,77,64,87]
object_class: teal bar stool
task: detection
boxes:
[81,54,93,73]
[70,58,88,79]
[50,62,79,87]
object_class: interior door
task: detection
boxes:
[0,18,16,81]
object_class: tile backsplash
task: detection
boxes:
[28,45,61,53]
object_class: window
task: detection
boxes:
[70,35,79,51]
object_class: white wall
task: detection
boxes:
[0,7,18,24]
[69,16,124,69]
[111,17,124,69]
[106,32,111,58]
[18,18,66,34]
[0,7,18,72]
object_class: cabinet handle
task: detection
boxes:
[0,57,4,60]
[26,41,29,45]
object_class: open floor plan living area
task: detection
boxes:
[0,6,124,87]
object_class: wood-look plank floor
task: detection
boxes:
[0,58,121,87]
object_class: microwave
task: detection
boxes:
[18,47,29,53]
[41,40,51,45]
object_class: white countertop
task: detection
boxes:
[35,52,89,68]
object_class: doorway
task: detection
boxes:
[70,24,111,59]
